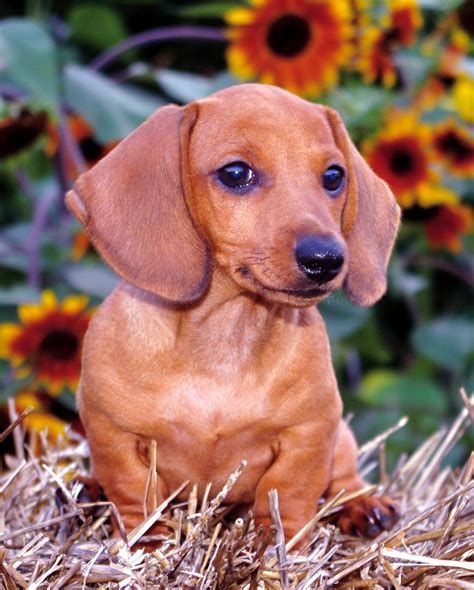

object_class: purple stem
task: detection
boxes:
[58,108,87,178]
[15,168,37,204]
[89,26,227,71]
[26,189,58,289]
[16,168,58,289]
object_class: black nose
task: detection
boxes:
[294,235,345,284]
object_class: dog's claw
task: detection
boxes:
[336,494,399,538]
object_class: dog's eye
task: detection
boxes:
[217,162,256,191]
[322,166,345,195]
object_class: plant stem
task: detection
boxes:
[407,254,474,289]
[89,26,227,71]
[26,189,58,290]
[16,168,59,289]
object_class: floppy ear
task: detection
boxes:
[325,107,401,307]
[65,105,210,303]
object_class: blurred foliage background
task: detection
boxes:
[0,0,472,466]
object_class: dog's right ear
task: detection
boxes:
[66,105,210,303]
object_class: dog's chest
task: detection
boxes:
[141,362,279,442]
[134,370,279,496]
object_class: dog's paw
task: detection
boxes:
[74,474,106,504]
[336,495,399,538]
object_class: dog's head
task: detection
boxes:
[66,84,400,307]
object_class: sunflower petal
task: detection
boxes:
[0,323,21,356]
[18,303,46,325]
[24,412,66,441]
[41,290,58,311]
[16,390,44,411]
[224,8,256,26]
[259,72,276,85]
[17,290,58,325]
[226,46,257,80]
[61,294,89,314]
[417,184,459,208]
[45,378,63,396]
[453,78,474,125]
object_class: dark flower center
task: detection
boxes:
[435,74,456,89]
[267,14,312,57]
[39,330,79,360]
[403,205,441,222]
[458,0,474,37]
[383,28,402,46]
[390,150,414,174]
[80,137,103,162]
[0,110,48,159]
[437,132,470,162]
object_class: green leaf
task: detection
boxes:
[324,85,393,140]
[0,18,58,108]
[155,69,239,103]
[359,372,448,415]
[0,286,40,305]
[64,64,165,142]
[68,5,128,51]
[64,263,119,298]
[319,292,371,342]
[394,48,437,90]
[412,317,474,370]
[0,224,30,272]
[389,260,428,296]
[0,374,34,402]
[177,3,237,18]
[58,387,77,411]
[441,176,473,198]
[418,0,463,9]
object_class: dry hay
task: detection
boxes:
[0,391,473,589]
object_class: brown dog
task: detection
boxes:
[66,84,400,543]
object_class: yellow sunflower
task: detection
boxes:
[358,27,398,87]
[382,0,423,46]
[432,118,474,177]
[456,0,474,47]
[452,77,474,124]
[0,291,93,394]
[424,203,473,253]
[363,112,458,209]
[225,0,353,95]
[358,0,422,87]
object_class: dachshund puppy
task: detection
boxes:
[66,84,400,543]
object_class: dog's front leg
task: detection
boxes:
[82,413,170,540]
[253,420,337,543]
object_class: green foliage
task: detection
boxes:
[320,294,371,342]
[68,4,128,51]
[412,317,474,370]
[0,18,58,107]
[64,64,164,142]
[177,3,238,18]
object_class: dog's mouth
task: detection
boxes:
[236,265,329,300]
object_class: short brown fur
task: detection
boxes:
[66,85,401,542]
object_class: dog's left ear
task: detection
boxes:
[325,107,401,307]
[65,104,210,303]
